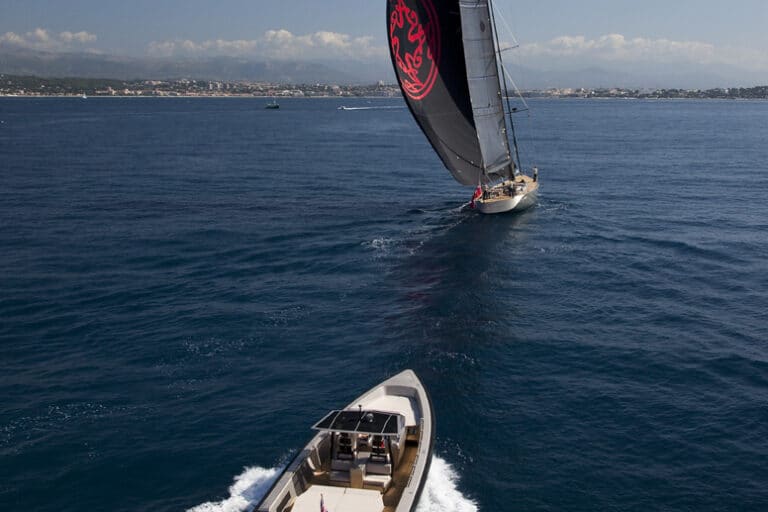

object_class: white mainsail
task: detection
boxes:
[459,0,513,177]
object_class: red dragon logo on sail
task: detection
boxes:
[389,0,441,101]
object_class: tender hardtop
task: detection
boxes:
[313,410,404,436]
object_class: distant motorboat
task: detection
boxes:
[255,369,434,512]
[81,93,87,99]
[265,99,280,109]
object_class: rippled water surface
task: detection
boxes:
[1,97,767,511]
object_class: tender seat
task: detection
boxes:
[363,461,392,492]
[369,435,389,464]
[330,433,354,482]
[356,434,370,452]
[334,433,354,461]
[330,458,353,482]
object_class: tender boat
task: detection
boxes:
[255,370,434,512]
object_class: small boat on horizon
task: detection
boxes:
[265,99,280,109]
[387,0,539,214]
[255,369,434,512]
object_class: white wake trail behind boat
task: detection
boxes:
[338,106,405,111]
[187,467,279,512]
[415,457,479,512]
[187,456,477,512]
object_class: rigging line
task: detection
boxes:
[494,2,539,169]
[489,0,521,172]
[498,44,520,54]
[492,1,532,113]
[493,2,520,50]
[504,66,538,168]
[502,66,531,112]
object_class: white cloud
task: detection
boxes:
[0,27,97,51]
[519,33,716,63]
[60,31,97,44]
[0,32,26,46]
[28,28,51,43]
[511,33,768,74]
[147,29,386,60]
[147,38,259,57]
[715,45,768,72]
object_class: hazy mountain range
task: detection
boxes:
[0,48,364,84]
[0,47,761,89]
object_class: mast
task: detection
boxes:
[488,0,522,175]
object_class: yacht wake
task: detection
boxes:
[186,466,279,512]
[187,456,477,512]
[416,456,479,512]
[338,106,404,111]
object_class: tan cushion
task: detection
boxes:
[365,462,391,475]
[363,474,391,491]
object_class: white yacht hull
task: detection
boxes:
[476,175,539,215]
[255,370,434,512]
[477,188,538,214]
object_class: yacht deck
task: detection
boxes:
[482,174,538,203]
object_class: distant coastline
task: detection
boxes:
[1,74,767,100]
[527,86,768,100]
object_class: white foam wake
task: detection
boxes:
[338,106,405,111]
[416,456,479,512]
[187,456,477,512]
[187,466,279,512]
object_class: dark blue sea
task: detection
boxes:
[1,96,767,512]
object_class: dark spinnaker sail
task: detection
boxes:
[387,0,512,186]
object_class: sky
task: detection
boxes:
[2,0,767,84]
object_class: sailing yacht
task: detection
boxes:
[387,0,539,214]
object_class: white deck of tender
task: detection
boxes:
[290,485,383,512]
[360,395,418,427]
